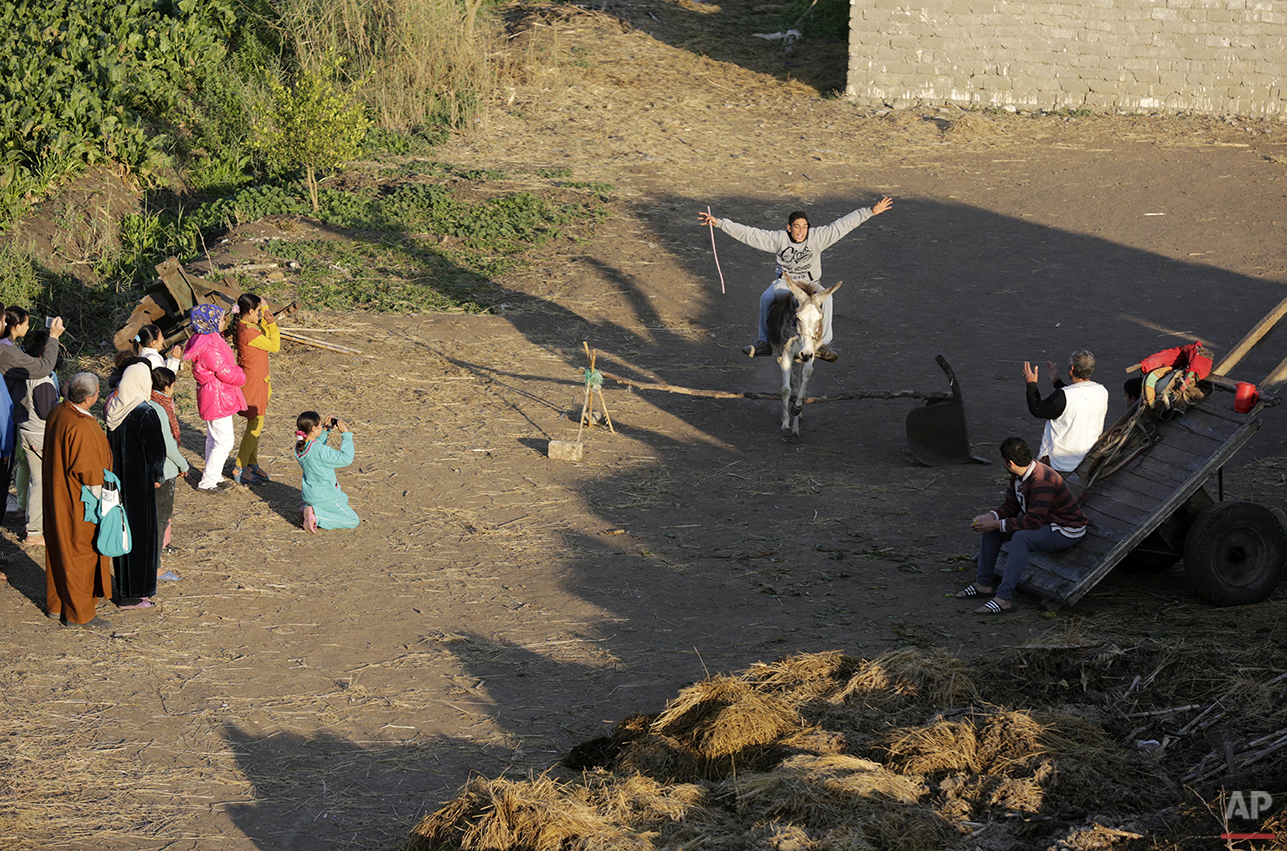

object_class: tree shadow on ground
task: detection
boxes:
[222,725,518,851]
[222,638,616,851]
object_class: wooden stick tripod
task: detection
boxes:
[576,341,616,441]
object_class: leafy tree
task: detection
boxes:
[258,55,368,213]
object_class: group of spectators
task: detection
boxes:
[35,294,364,630]
[959,350,1115,615]
[30,296,276,628]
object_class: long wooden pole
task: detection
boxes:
[1262,354,1287,391]
[597,370,951,403]
[1212,294,1287,376]
[279,329,368,357]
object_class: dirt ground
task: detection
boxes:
[3,1,1287,849]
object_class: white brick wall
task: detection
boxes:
[846,0,1287,117]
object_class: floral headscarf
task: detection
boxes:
[189,303,227,335]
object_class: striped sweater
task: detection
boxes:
[991,462,1088,537]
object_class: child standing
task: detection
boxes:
[294,411,359,532]
[134,324,182,373]
[183,304,246,493]
[232,294,280,484]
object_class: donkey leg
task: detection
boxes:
[779,355,795,434]
[791,360,816,436]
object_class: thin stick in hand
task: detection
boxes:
[707,206,726,294]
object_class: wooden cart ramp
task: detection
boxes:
[1001,295,1287,607]
[1013,389,1263,605]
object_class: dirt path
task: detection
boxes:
[3,2,1287,849]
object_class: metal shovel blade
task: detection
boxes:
[906,355,989,466]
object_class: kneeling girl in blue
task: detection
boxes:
[294,411,359,531]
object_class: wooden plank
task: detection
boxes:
[1023,569,1075,599]
[1212,294,1287,376]
[1076,527,1140,553]
[1144,440,1224,470]
[1155,422,1232,453]
[1132,454,1206,486]
[1186,397,1258,425]
[1167,411,1244,441]
[1090,471,1179,503]
[1083,497,1156,527]
[1029,543,1107,573]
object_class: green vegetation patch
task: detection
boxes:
[113,171,613,313]
[257,239,493,314]
[0,244,127,355]
[0,0,235,221]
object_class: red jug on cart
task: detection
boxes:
[1233,381,1260,413]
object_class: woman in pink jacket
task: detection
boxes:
[183,304,247,493]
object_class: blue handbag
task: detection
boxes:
[81,471,131,558]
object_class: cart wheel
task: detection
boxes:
[1183,502,1287,606]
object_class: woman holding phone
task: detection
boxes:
[0,307,64,526]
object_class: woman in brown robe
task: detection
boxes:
[44,373,113,628]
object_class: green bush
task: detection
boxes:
[0,0,498,230]
[0,0,238,225]
[188,184,310,231]
[0,244,45,308]
[257,52,370,212]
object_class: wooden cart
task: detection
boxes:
[1011,299,1287,608]
[112,257,365,358]
[112,257,294,352]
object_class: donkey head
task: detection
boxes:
[783,274,841,362]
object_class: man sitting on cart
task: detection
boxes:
[957,437,1089,615]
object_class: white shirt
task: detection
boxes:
[1040,381,1109,472]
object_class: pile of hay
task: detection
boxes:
[942,112,1003,138]
[405,648,1195,850]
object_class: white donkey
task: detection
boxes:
[765,273,841,437]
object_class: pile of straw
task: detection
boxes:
[405,647,1189,851]
[406,775,651,851]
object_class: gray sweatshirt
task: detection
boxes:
[0,336,59,426]
[718,207,875,284]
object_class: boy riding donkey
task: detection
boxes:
[699,196,893,361]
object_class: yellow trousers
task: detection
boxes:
[236,415,265,468]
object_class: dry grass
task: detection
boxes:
[942,112,1002,138]
[279,0,497,132]
[650,676,801,759]
[409,647,1208,850]
[745,649,854,702]
[833,647,978,710]
[405,775,649,851]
